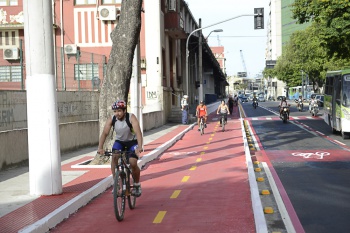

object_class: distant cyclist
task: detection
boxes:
[196,101,208,131]
[97,100,143,197]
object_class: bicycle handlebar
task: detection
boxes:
[103,150,135,157]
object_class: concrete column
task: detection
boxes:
[24,0,62,195]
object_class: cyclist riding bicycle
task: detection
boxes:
[97,100,143,197]
[216,100,230,125]
[196,100,208,131]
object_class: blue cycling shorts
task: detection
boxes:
[112,140,139,159]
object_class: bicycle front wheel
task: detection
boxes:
[113,170,126,221]
[200,123,204,135]
[127,169,136,209]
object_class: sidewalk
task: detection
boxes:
[0,102,266,233]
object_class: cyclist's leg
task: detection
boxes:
[112,141,123,179]
[129,143,142,196]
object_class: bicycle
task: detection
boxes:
[104,150,137,221]
[198,116,205,135]
[219,113,227,132]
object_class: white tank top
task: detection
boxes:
[114,113,136,141]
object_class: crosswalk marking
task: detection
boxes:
[153,211,167,223]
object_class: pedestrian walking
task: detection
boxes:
[181,95,189,124]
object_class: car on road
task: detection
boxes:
[258,96,265,102]
[240,96,248,103]
[316,94,324,107]
[277,96,285,101]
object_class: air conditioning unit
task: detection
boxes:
[168,0,176,11]
[3,47,19,60]
[64,44,77,55]
[98,6,117,21]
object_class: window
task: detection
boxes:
[102,0,122,3]
[0,30,19,48]
[74,63,98,80]
[0,0,18,6]
[0,66,21,82]
[75,0,97,5]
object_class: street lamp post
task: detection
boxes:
[185,14,256,100]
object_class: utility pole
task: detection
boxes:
[24,0,62,195]
[199,19,203,102]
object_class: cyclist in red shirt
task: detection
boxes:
[196,101,208,131]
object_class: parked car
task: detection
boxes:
[277,96,285,101]
[316,94,324,107]
[258,96,265,102]
[240,96,248,103]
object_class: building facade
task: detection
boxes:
[0,0,226,129]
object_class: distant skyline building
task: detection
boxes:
[281,0,310,48]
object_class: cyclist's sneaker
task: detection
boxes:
[133,183,142,197]
[198,128,200,131]
[204,123,207,128]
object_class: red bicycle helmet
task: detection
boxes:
[111,100,126,110]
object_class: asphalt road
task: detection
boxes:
[241,100,350,233]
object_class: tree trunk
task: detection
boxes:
[90,0,143,165]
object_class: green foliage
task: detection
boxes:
[291,0,350,58]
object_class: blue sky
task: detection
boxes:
[186,0,269,78]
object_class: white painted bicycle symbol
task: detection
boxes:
[291,151,330,160]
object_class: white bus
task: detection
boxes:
[324,69,350,139]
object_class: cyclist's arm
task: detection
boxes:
[97,116,113,154]
[216,105,220,114]
[130,114,143,153]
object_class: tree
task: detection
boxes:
[291,0,350,58]
[90,0,143,165]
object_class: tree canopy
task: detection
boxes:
[291,0,350,58]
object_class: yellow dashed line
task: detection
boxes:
[209,138,212,141]
[181,176,190,182]
[203,146,208,150]
[189,165,197,170]
[211,134,215,136]
[200,152,205,155]
[196,158,202,162]
[206,142,210,144]
[170,190,181,199]
[153,211,167,223]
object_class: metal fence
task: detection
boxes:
[0,47,107,91]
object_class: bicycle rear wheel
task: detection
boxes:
[127,169,136,209]
[113,170,125,221]
[200,122,204,135]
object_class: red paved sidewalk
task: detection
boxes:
[0,125,189,233]
[50,106,256,233]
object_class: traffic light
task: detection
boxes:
[254,8,264,29]
[195,81,200,89]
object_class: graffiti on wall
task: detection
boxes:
[0,92,15,128]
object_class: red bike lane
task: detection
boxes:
[51,109,255,233]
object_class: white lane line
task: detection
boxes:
[262,162,296,233]
[316,131,324,135]
[334,140,346,146]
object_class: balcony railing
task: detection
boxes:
[164,12,186,39]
